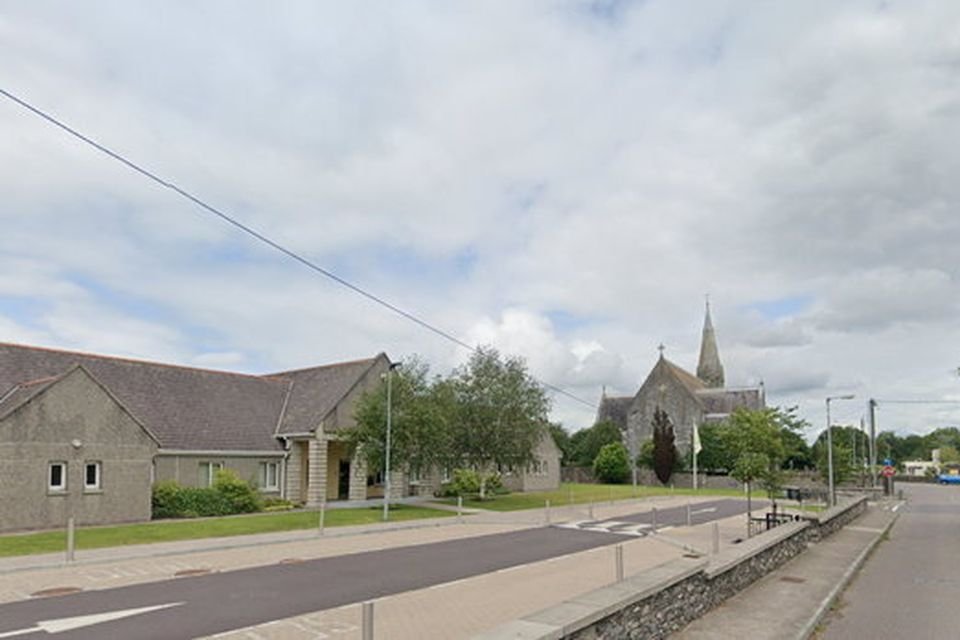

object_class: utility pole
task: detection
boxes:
[868,399,878,488]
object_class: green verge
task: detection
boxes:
[447,482,748,512]
[0,505,455,558]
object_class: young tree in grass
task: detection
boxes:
[652,407,676,485]
[448,347,550,499]
[347,357,454,481]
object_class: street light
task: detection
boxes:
[825,394,855,507]
[383,362,402,522]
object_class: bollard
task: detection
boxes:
[457,496,463,524]
[712,522,720,555]
[686,502,692,527]
[588,502,594,520]
[318,502,326,535]
[898,489,903,501]
[66,517,76,563]
[568,487,574,507]
[362,601,374,640]
[545,499,551,525]
[609,487,614,505]
[651,507,657,531]
[615,544,624,582]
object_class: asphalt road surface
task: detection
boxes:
[0,499,749,639]
[820,483,960,638]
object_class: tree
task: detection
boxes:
[593,442,630,484]
[448,347,550,499]
[652,407,676,485]
[695,423,733,472]
[722,408,788,512]
[569,420,623,467]
[347,357,454,479]
[548,423,573,466]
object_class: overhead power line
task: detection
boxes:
[0,86,597,409]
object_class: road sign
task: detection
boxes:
[882,465,895,478]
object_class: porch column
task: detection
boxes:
[388,470,405,500]
[306,433,328,507]
[348,455,368,501]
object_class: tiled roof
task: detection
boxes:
[661,358,707,396]
[0,342,384,452]
[269,355,385,435]
[696,388,764,415]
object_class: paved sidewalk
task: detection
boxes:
[672,502,901,640]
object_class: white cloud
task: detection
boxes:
[1,1,959,436]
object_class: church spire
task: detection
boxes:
[697,296,725,388]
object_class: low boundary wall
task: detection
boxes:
[475,496,868,640]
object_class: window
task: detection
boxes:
[198,462,223,488]
[84,461,101,490]
[259,461,279,491]
[49,462,67,492]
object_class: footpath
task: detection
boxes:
[672,501,901,640]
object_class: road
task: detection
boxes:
[820,483,960,638]
[0,499,748,639]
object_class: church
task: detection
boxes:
[596,302,765,453]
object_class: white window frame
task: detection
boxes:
[199,461,223,488]
[49,461,67,492]
[259,461,279,491]
[84,461,101,490]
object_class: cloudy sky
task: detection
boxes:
[2,1,959,440]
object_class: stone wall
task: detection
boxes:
[477,496,869,640]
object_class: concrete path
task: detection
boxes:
[672,501,901,640]
[819,484,960,639]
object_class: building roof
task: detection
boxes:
[696,388,764,414]
[596,395,631,430]
[0,342,383,452]
[269,354,386,435]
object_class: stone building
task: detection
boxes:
[0,341,560,532]
[596,303,764,454]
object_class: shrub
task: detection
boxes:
[213,469,262,514]
[593,442,630,484]
[151,480,183,519]
[436,469,507,498]
[262,497,295,512]
[151,470,263,519]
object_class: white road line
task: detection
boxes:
[892,503,902,512]
[692,507,717,515]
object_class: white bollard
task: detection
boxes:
[457,495,463,524]
[686,502,692,527]
[712,522,720,555]
[588,502,595,520]
[318,502,326,536]
[362,601,374,640]
[615,544,624,582]
[651,507,658,530]
[66,517,76,563]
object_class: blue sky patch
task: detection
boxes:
[745,295,813,320]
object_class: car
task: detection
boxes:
[938,474,960,485]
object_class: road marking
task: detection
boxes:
[892,503,902,512]
[692,507,717,514]
[0,602,182,637]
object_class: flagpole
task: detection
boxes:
[692,427,698,491]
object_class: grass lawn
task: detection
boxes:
[0,505,455,558]
[447,482,748,512]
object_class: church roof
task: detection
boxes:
[596,395,631,429]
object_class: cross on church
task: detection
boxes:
[657,343,666,356]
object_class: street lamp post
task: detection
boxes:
[825,394,855,507]
[383,362,401,522]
